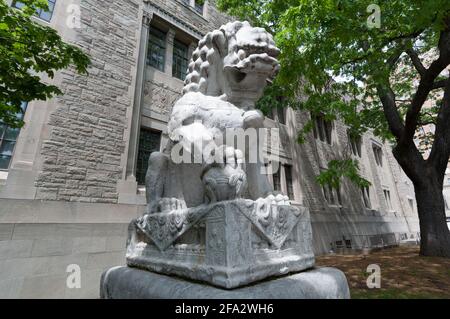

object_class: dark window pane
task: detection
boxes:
[12,0,55,22]
[147,27,166,72]
[173,39,189,80]
[313,113,333,145]
[317,117,326,142]
[373,145,383,166]
[324,121,332,144]
[12,1,25,9]
[277,107,285,124]
[195,2,204,14]
[322,185,330,203]
[136,129,162,185]
[0,141,16,156]
[0,102,27,170]
[4,127,20,141]
[336,187,342,205]
[273,167,281,191]
[284,165,294,199]
[312,116,318,138]
[348,132,362,157]
[0,155,12,170]
[38,9,52,22]
[0,123,6,138]
[328,185,335,204]
[361,186,371,209]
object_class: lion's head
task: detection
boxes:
[183,21,280,109]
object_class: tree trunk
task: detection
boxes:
[393,144,450,258]
[414,173,450,257]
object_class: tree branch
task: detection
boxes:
[432,79,448,90]
[428,75,450,178]
[406,48,426,76]
[375,48,407,139]
[377,82,405,139]
[402,27,450,144]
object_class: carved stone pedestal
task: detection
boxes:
[100,199,350,298]
[100,266,350,299]
[125,199,315,289]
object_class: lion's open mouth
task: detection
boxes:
[240,44,280,59]
[226,67,248,83]
[232,53,280,77]
[223,40,281,86]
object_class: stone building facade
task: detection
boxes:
[0,0,419,298]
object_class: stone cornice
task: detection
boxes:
[143,0,204,40]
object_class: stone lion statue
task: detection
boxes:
[145,21,289,213]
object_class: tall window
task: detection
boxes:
[194,1,204,14]
[180,0,205,16]
[173,39,189,80]
[275,96,286,124]
[312,114,333,144]
[322,184,334,205]
[361,186,371,209]
[0,102,28,170]
[147,27,166,72]
[336,186,343,206]
[322,184,342,206]
[373,144,383,166]
[136,129,162,185]
[348,131,362,157]
[383,189,393,211]
[272,167,281,191]
[12,0,56,22]
[276,107,286,125]
[284,164,294,199]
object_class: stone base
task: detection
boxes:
[100,266,350,299]
[127,199,315,289]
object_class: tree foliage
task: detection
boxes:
[0,0,90,128]
[217,0,450,189]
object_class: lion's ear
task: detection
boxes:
[211,30,227,57]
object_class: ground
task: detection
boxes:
[315,246,450,299]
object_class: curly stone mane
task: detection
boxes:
[183,21,249,95]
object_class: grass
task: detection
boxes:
[315,246,450,299]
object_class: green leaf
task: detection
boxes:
[0,0,91,127]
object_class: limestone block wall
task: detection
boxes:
[290,109,418,253]
[0,199,144,298]
[34,0,141,203]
